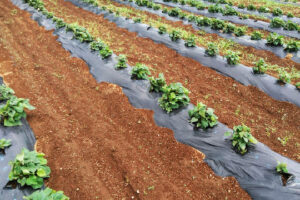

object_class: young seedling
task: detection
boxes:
[149,73,167,92]
[266,33,284,46]
[52,17,66,29]
[234,27,246,37]
[158,26,167,34]
[211,19,225,30]
[270,18,285,28]
[0,97,35,127]
[223,23,236,34]
[272,7,283,16]
[24,187,69,200]
[0,138,11,151]
[287,12,294,18]
[276,162,288,174]
[185,35,196,47]
[115,54,127,69]
[90,39,105,51]
[131,63,151,80]
[253,59,268,74]
[159,83,190,113]
[9,148,51,189]
[99,46,113,59]
[0,85,15,101]
[225,51,240,65]
[250,31,262,40]
[205,43,219,56]
[169,30,182,41]
[284,21,298,31]
[188,102,218,129]
[225,124,258,154]
[278,70,291,84]
[66,24,93,43]
[296,82,300,90]
[247,4,256,11]
[284,40,299,52]
[133,18,141,23]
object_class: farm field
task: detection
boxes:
[0,0,300,199]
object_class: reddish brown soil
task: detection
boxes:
[44,0,300,162]
[0,1,250,199]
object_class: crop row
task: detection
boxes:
[85,0,300,86]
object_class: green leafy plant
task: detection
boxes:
[133,18,141,23]
[25,0,44,11]
[196,3,205,10]
[185,35,196,47]
[82,0,98,6]
[234,27,246,37]
[9,148,51,189]
[153,4,161,10]
[158,26,167,34]
[270,17,285,28]
[178,12,187,19]
[188,15,196,22]
[276,162,288,174]
[0,138,11,150]
[208,4,223,13]
[52,17,66,29]
[99,46,113,59]
[278,70,291,84]
[225,51,240,65]
[258,6,270,13]
[237,4,245,9]
[168,7,181,17]
[295,82,300,90]
[24,187,69,200]
[90,40,105,51]
[169,30,182,41]
[272,7,283,16]
[115,54,127,69]
[222,5,238,16]
[250,31,262,40]
[284,40,299,52]
[195,17,212,26]
[162,8,168,13]
[287,12,294,18]
[0,85,15,101]
[211,18,225,30]
[131,63,151,80]
[253,59,268,74]
[0,97,35,127]
[225,124,258,154]
[284,21,299,31]
[188,102,218,129]
[66,24,93,43]
[149,73,167,92]
[247,4,256,11]
[205,43,219,56]
[223,23,236,34]
[159,83,190,113]
[266,33,284,46]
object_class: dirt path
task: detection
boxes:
[42,0,300,162]
[0,0,250,199]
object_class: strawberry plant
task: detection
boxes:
[185,35,196,47]
[247,4,256,11]
[168,7,181,17]
[196,4,205,10]
[276,162,288,174]
[272,7,283,16]
[223,23,236,34]
[149,73,167,92]
[52,17,66,29]
[234,27,246,37]
[208,4,223,13]
[195,17,212,26]
[284,40,299,52]
[180,0,186,4]
[278,70,291,84]
[99,46,113,59]
[188,15,196,22]
[225,124,258,154]
[0,85,15,101]
[205,43,219,56]
[270,17,285,28]
[0,138,11,150]
[253,59,268,74]
[25,0,44,11]
[211,19,225,30]
[169,30,182,41]
[153,4,161,10]
[222,5,238,16]
[237,4,245,9]
[284,21,299,31]
[9,148,51,189]
[131,63,151,80]
[115,54,127,69]
[66,24,93,43]
[158,26,167,34]
[295,82,300,90]
[179,12,187,19]
[287,12,294,18]
[159,83,190,113]
[258,6,270,13]
[162,8,168,13]
[250,31,262,40]
[266,33,284,46]
[24,187,69,200]
[0,97,35,127]
[225,51,240,65]
[90,39,105,51]
[82,0,98,6]
[188,102,218,129]
[133,18,141,23]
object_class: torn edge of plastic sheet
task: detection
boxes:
[10,0,300,199]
